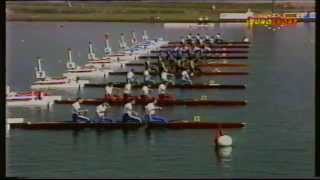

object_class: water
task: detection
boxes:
[6,22,315,178]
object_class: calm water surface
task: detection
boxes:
[6,22,315,178]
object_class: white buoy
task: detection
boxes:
[217,135,233,147]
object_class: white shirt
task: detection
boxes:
[123,102,133,115]
[161,72,168,81]
[243,38,249,42]
[127,71,134,79]
[145,102,159,115]
[144,70,150,77]
[204,47,211,51]
[72,101,81,113]
[124,83,132,94]
[105,86,113,95]
[145,61,151,67]
[216,34,221,39]
[193,47,201,52]
[142,85,150,95]
[158,84,166,94]
[182,70,190,80]
[96,104,107,116]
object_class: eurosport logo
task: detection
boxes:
[247,16,298,27]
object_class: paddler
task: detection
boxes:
[195,33,201,44]
[209,36,215,44]
[181,69,192,85]
[181,45,189,61]
[242,36,250,42]
[204,45,212,53]
[127,68,138,84]
[204,34,210,42]
[158,83,167,97]
[105,83,122,101]
[144,99,168,124]
[186,33,192,41]
[156,56,163,72]
[145,60,151,71]
[72,98,90,122]
[160,69,175,85]
[122,99,142,123]
[105,83,114,97]
[176,46,183,60]
[189,59,196,74]
[214,33,223,43]
[123,82,132,99]
[143,68,155,85]
[193,46,201,59]
[96,102,112,122]
[6,85,16,97]
[193,46,201,53]
[141,84,152,99]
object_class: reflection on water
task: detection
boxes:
[216,146,232,159]
[215,146,233,168]
[6,22,315,178]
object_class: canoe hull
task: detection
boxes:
[55,98,248,106]
[84,83,246,89]
[9,121,246,130]
[109,71,249,76]
[125,63,248,67]
[30,80,89,90]
[151,50,249,54]
[161,45,250,49]
[139,55,248,60]
[6,96,62,107]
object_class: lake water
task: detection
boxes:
[6,22,315,178]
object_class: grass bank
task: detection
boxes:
[6,1,315,22]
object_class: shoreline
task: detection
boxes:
[6,1,315,23]
[6,19,315,23]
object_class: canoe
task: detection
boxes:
[168,41,251,45]
[84,82,246,89]
[139,55,248,59]
[9,121,247,130]
[109,71,249,76]
[125,62,248,67]
[148,122,246,129]
[151,50,249,54]
[160,45,250,49]
[55,98,248,106]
